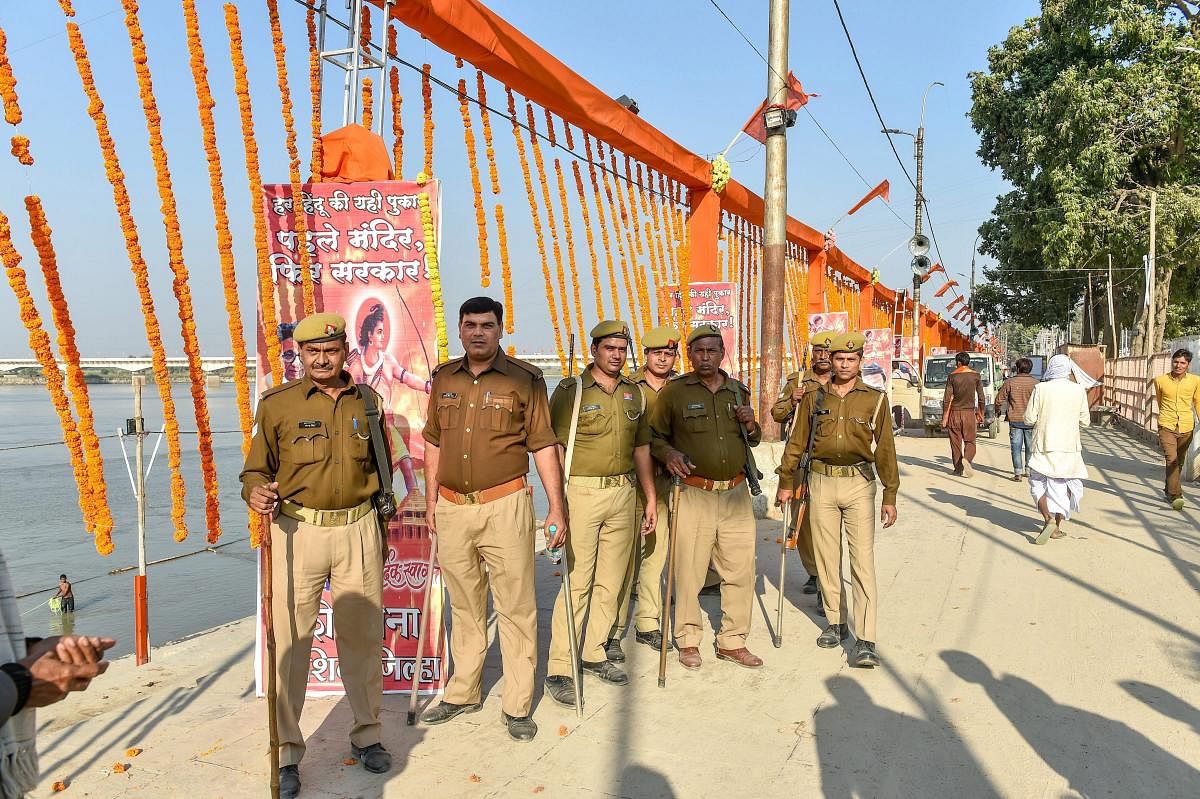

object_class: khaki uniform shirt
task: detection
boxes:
[240,374,383,510]
[779,378,900,505]
[423,350,557,493]
[550,365,651,477]
[649,371,761,481]
[771,369,824,424]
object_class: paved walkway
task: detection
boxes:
[28,425,1200,798]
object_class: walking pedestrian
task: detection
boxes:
[776,332,899,668]
[1025,354,1094,544]
[771,331,835,607]
[649,324,763,671]
[418,297,565,742]
[543,321,657,706]
[941,351,985,477]
[1150,349,1200,511]
[240,312,394,797]
[995,358,1039,481]
[608,325,679,659]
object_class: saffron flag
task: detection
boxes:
[919,262,945,283]
[933,280,959,298]
[846,180,891,216]
[742,72,814,144]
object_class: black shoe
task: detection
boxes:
[816,623,848,649]
[802,575,818,595]
[501,712,538,742]
[351,742,392,774]
[279,765,300,799]
[544,675,577,707]
[699,583,721,596]
[635,629,673,651]
[604,637,626,663]
[581,659,629,685]
[419,701,483,725]
[852,640,880,668]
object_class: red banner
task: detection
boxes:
[666,281,738,373]
[862,328,893,392]
[254,180,445,696]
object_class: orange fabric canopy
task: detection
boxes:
[319,124,393,183]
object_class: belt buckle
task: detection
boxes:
[329,509,347,525]
[463,492,479,506]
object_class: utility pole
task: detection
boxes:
[757,0,789,441]
[1107,253,1118,356]
[1146,189,1157,356]
[1086,271,1096,345]
[969,233,980,341]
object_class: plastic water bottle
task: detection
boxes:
[545,524,562,564]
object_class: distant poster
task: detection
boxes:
[862,328,893,392]
[667,281,737,373]
[254,180,445,696]
[894,335,920,364]
[808,312,849,337]
[930,347,950,356]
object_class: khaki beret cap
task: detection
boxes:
[686,324,724,345]
[829,332,865,354]
[589,320,632,341]
[293,312,347,344]
[642,325,680,350]
[810,331,836,349]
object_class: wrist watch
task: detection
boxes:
[1,662,33,714]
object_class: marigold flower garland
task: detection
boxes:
[0,27,19,125]
[182,0,253,486]
[422,64,434,176]
[458,78,489,287]
[414,173,448,361]
[475,72,509,322]
[0,213,102,549]
[657,173,680,283]
[677,239,692,373]
[564,123,604,319]
[265,0,315,314]
[594,140,639,341]
[475,71,500,195]
[59,1,75,16]
[582,133,621,321]
[524,103,573,350]
[494,204,514,333]
[545,112,584,345]
[621,156,643,256]
[225,5,280,399]
[66,20,188,544]
[121,0,220,543]
[9,135,31,165]
[25,196,114,544]
[388,27,402,179]
[613,153,652,334]
[361,77,373,129]
[505,88,564,372]
[306,4,322,178]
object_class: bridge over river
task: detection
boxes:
[0,354,565,377]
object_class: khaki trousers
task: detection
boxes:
[548,482,637,674]
[672,483,756,650]
[611,473,671,637]
[809,471,878,641]
[1159,428,1194,498]
[270,512,383,767]
[946,409,978,471]
[435,488,537,717]
[789,505,819,579]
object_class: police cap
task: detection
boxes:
[642,325,680,350]
[829,332,865,355]
[293,312,347,344]
[686,324,723,345]
[589,320,632,342]
[810,331,836,350]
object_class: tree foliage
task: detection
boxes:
[968,0,1200,345]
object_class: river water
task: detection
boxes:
[3,377,558,658]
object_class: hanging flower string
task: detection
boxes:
[421,63,434,176]
[361,77,373,129]
[25,195,114,544]
[265,0,315,314]
[595,140,639,340]
[524,103,573,350]
[564,123,604,319]
[475,72,510,323]
[66,19,189,543]
[582,132,621,320]
[476,71,500,195]
[415,172,448,361]
[505,87,564,372]
[621,156,644,256]
[458,78,489,287]
[388,27,402,179]
[0,27,20,125]
[545,111,584,345]
[9,135,31,165]
[306,3,322,177]
[494,204,514,333]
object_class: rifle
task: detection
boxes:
[733,381,763,496]
[773,389,828,647]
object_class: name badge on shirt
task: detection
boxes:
[686,402,705,410]
[440,391,458,399]
[298,420,322,429]
[582,403,602,412]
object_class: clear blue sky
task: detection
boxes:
[0,0,1040,357]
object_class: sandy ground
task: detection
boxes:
[26,424,1200,798]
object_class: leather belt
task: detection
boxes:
[279,498,373,527]
[810,460,875,480]
[682,473,746,492]
[568,472,635,489]
[438,476,527,506]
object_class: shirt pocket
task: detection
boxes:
[351,430,372,462]
[284,430,329,465]
[483,391,517,433]
[578,404,611,436]
[682,405,710,433]
[436,394,462,430]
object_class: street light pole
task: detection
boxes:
[969,232,981,341]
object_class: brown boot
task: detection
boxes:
[715,646,763,669]
[677,646,702,670]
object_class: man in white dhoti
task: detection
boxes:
[1023,354,1096,544]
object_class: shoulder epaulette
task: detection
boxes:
[507,355,545,380]
[786,371,800,381]
[260,380,302,401]
[431,357,463,376]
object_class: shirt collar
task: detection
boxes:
[447,349,512,377]
[301,373,359,398]
[581,364,634,389]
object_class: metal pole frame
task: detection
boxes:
[308,0,390,133]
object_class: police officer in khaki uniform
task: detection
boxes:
[542,321,657,706]
[771,331,835,605]
[650,324,764,671]
[776,332,899,669]
[241,312,392,798]
[418,297,565,741]
[606,325,679,660]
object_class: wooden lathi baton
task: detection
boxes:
[260,510,280,799]
[657,475,683,688]
[406,527,438,725]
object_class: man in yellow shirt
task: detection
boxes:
[1151,349,1200,510]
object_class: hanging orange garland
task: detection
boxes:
[524,102,573,348]
[613,153,653,334]
[582,132,621,320]
[422,63,434,176]
[359,4,371,48]
[306,3,322,178]
[677,239,692,373]
[415,173,448,361]
[657,173,680,284]
[59,1,76,17]
[9,135,31,165]
[0,212,104,550]
[566,123,604,320]
[24,195,113,543]
[458,78,490,288]
[476,71,500,195]
[0,27,20,125]
[265,0,315,315]
[66,19,189,543]
[545,111,585,346]
[595,140,640,341]
[494,204,514,333]
[622,156,644,257]
[361,77,373,129]
[387,27,402,179]
[506,87,565,372]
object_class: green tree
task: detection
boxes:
[968,0,1200,351]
